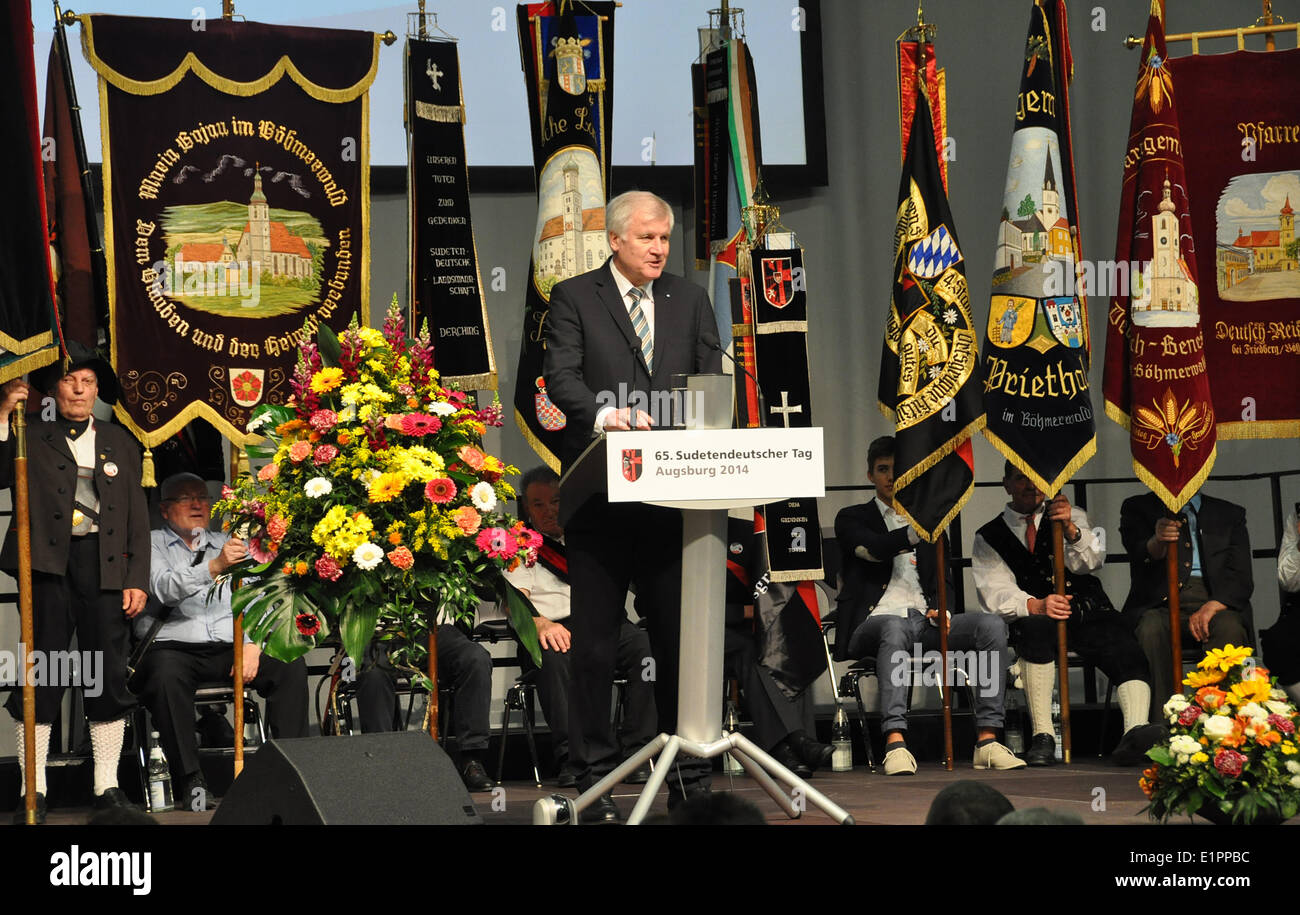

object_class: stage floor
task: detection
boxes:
[8,760,1189,826]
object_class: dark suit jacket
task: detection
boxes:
[0,417,150,592]
[832,500,951,662]
[542,259,721,470]
[1119,492,1253,627]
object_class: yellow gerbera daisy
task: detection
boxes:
[1229,678,1271,707]
[311,367,345,393]
[368,472,406,503]
[1198,644,1253,673]
[1183,668,1226,689]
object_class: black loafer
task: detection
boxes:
[772,740,813,778]
[556,769,578,789]
[623,761,653,784]
[93,787,134,810]
[1026,733,1057,767]
[797,736,835,772]
[11,793,47,825]
[460,758,495,792]
[1111,723,1168,767]
[580,793,621,824]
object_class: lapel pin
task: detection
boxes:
[104,461,119,478]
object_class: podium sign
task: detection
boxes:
[604,428,825,504]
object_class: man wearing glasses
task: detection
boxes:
[133,472,308,810]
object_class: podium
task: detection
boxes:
[534,418,854,825]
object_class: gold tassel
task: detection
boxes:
[140,448,156,488]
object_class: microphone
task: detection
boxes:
[707,339,767,427]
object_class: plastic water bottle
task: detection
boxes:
[831,706,853,772]
[722,702,744,775]
[147,732,173,812]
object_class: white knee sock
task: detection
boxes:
[14,722,51,796]
[1023,661,1056,737]
[1116,679,1152,733]
[89,718,126,796]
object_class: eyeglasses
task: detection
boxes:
[164,495,211,505]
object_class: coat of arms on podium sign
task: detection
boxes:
[761,257,794,308]
[533,376,567,431]
[621,449,643,482]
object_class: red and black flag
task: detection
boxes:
[879,76,982,541]
[0,0,60,384]
[1102,1,1215,510]
[512,2,615,470]
[981,0,1095,496]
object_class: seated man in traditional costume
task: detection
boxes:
[503,466,657,787]
[1119,489,1252,722]
[135,472,309,809]
[833,436,1025,775]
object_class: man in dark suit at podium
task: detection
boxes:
[543,190,721,821]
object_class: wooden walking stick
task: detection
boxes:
[936,532,953,771]
[12,399,37,824]
[1051,516,1072,764]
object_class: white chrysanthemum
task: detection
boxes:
[470,481,497,512]
[360,469,382,490]
[428,401,457,417]
[1292,775,1300,790]
[305,477,333,498]
[353,542,384,571]
[338,405,357,422]
[1265,700,1295,716]
[1169,735,1201,758]
[1202,715,1235,742]
[246,411,272,433]
[1271,688,1290,702]
[1285,760,1300,775]
[1238,701,1268,722]
[1163,694,1190,723]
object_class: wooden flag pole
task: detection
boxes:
[936,532,953,771]
[1051,518,1072,764]
[1167,539,1182,696]
[427,627,439,740]
[230,444,245,777]
[12,401,37,824]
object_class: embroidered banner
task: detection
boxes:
[84,15,377,448]
[406,38,496,392]
[896,39,947,189]
[1172,46,1300,440]
[981,0,1095,497]
[512,1,615,470]
[1102,3,1216,511]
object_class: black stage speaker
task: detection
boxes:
[209,732,483,825]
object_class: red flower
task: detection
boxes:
[476,527,518,559]
[1178,705,1203,727]
[400,413,441,436]
[1213,748,1247,778]
[424,478,456,503]
[315,555,343,582]
[1268,714,1295,735]
[232,370,262,401]
[387,546,414,570]
[313,444,339,465]
[295,613,321,637]
[309,409,338,433]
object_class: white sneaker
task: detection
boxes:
[973,740,1027,770]
[883,745,917,776]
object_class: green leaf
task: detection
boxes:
[1147,746,1175,766]
[230,574,323,663]
[340,599,383,670]
[499,576,542,667]
[318,322,343,367]
[1184,789,1203,815]
[1202,777,1227,799]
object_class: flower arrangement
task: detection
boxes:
[214,302,541,683]
[1141,645,1300,825]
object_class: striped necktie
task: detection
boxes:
[627,286,653,371]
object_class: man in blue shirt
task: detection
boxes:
[133,472,308,809]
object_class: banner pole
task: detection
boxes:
[1051,518,1072,763]
[1167,539,1182,695]
[936,531,953,771]
[427,626,439,740]
[230,443,244,777]
[13,401,37,824]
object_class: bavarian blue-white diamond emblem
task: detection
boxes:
[906,225,962,279]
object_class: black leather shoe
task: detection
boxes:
[797,736,834,773]
[1111,723,1168,767]
[1026,733,1057,767]
[460,758,495,792]
[623,761,653,784]
[772,740,813,778]
[11,793,47,825]
[556,769,578,789]
[93,787,134,811]
[580,793,621,824]
[174,771,217,812]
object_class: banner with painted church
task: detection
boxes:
[512,2,615,470]
[1171,46,1300,440]
[84,15,377,451]
[1103,3,1216,511]
[981,0,1095,497]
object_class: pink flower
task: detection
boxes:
[313,444,339,465]
[424,478,456,504]
[267,515,289,543]
[387,546,414,570]
[315,554,343,582]
[221,484,234,499]
[512,523,542,551]
[1268,714,1295,735]
[257,463,279,482]
[452,506,481,535]
[477,402,504,427]
[401,413,441,436]
[476,527,518,559]
[1178,705,1203,727]
[446,390,468,408]
[1213,748,1247,778]
[248,536,275,563]
[309,409,338,433]
[288,441,312,463]
[457,445,486,471]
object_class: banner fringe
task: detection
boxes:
[514,409,561,474]
[0,348,59,388]
[893,415,985,492]
[980,427,1097,499]
[414,101,465,124]
[0,330,54,356]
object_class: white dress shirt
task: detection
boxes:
[871,497,928,618]
[971,503,1103,619]
[1280,511,1300,594]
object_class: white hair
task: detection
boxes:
[605,190,675,238]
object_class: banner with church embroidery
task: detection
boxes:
[512,2,615,471]
[745,240,822,581]
[84,15,377,448]
[981,0,1095,498]
[406,38,495,391]
[1171,46,1300,440]
[1102,3,1216,512]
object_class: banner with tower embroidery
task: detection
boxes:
[1171,46,1300,441]
[83,15,376,448]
